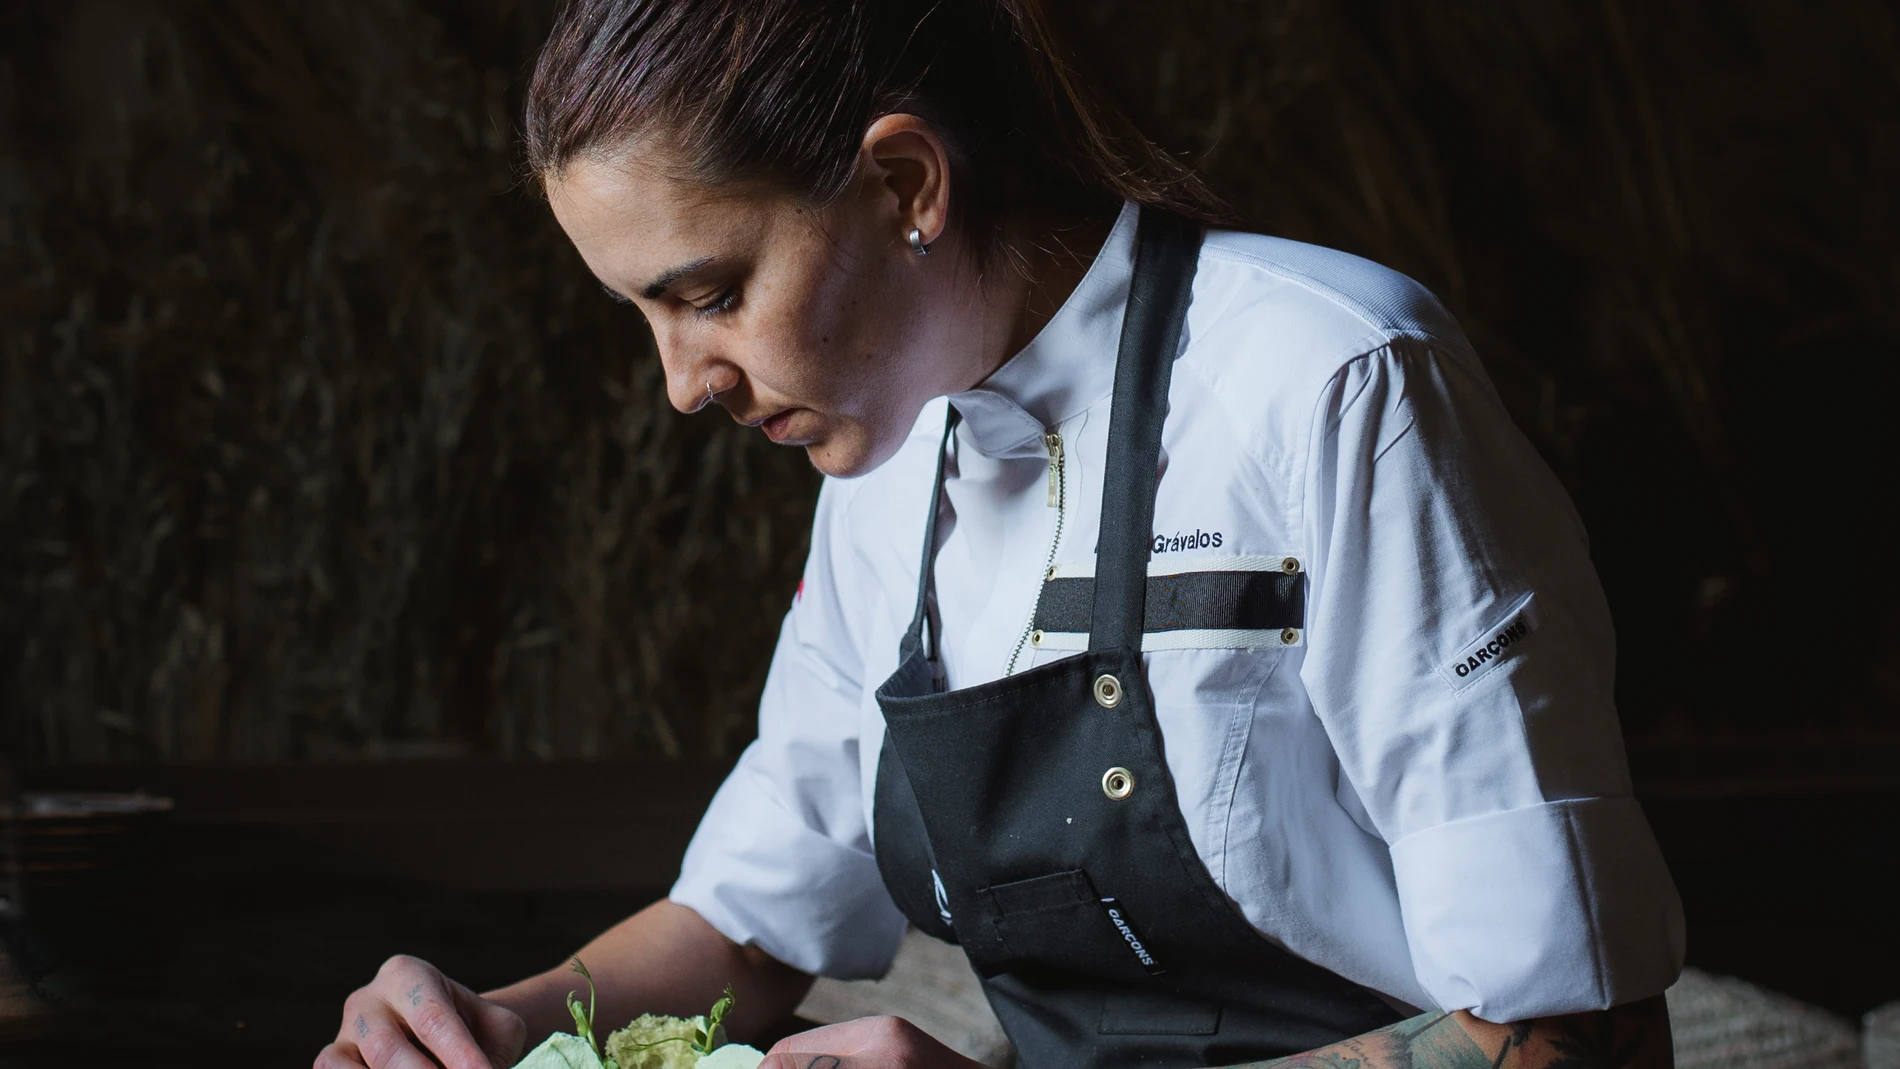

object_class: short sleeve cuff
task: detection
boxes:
[1389,796,1686,1022]
[669,762,908,980]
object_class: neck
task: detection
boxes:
[962,210,1118,389]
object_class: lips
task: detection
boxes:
[737,405,812,444]
[761,409,798,442]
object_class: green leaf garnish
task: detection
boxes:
[567,957,602,1057]
[697,986,735,1054]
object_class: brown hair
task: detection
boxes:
[523,0,1236,269]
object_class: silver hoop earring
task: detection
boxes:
[907,227,929,256]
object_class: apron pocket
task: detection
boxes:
[985,870,1095,916]
[982,870,1156,983]
[1098,990,1223,1036]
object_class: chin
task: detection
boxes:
[803,442,876,479]
[802,422,907,479]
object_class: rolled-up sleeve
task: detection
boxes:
[669,479,908,979]
[1299,338,1685,1022]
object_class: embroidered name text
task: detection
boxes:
[1098,896,1165,974]
[1152,529,1223,554]
[1454,617,1533,677]
[1437,595,1540,692]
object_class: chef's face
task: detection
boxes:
[547,136,965,478]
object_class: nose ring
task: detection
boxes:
[705,380,716,407]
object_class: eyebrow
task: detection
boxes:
[638,256,716,301]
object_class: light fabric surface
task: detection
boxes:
[1866,1001,1900,1069]
[671,201,1685,1022]
[1664,969,1862,1069]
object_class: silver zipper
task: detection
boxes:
[1006,431,1066,676]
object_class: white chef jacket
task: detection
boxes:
[670,200,1685,1024]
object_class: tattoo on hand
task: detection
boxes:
[355,1014,370,1039]
[408,983,425,1007]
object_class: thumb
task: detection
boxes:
[448,979,528,1067]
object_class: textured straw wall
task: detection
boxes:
[2,1,1896,765]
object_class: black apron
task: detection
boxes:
[871,208,1403,1069]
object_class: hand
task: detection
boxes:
[760,1017,988,1069]
[315,954,529,1069]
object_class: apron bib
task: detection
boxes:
[872,208,1402,1069]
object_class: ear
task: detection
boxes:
[859,113,951,248]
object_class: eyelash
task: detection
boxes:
[694,287,739,319]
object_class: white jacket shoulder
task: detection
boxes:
[1181,230,1478,458]
[1197,230,1470,360]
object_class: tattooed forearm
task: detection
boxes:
[1256,1052,1368,1069]
[1489,1023,1534,1069]
[1544,1005,1659,1069]
[1216,996,1671,1069]
[1236,1012,1492,1069]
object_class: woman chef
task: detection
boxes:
[319,1,1686,1067]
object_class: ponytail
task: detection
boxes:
[989,0,1234,227]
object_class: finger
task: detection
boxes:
[314,1041,372,1069]
[446,977,528,1066]
[368,958,498,1069]
[394,983,500,1069]
[355,1004,462,1069]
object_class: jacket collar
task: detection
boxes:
[945,200,1139,459]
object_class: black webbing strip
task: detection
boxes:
[1089,209,1204,652]
[898,407,962,663]
[1035,571,1304,635]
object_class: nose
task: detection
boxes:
[656,333,738,414]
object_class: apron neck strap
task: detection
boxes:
[1088,207,1204,653]
[899,406,962,664]
[897,207,1203,665]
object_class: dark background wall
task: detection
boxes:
[4,0,1896,773]
[3,0,823,764]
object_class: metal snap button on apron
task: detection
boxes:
[1092,673,1123,708]
[1102,767,1135,800]
[1282,556,1301,573]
